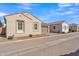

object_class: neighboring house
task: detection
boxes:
[41,23,50,33]
[69,24,79,32]
[1,23,6,35]
[69,24,77,32]
[0,21,3,34]
[48,21,69,33]
[77,25,79,32]
[0,27,2,34]
[4,12,42,38]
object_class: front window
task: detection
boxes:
[17,20,24,33]
[18,21,23,30]
[53,26,55,29]
[34,24,38,30]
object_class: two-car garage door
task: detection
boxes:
[42,26,48,33]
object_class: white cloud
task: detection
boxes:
[60,11,74,15]
[70,15,79,18]
[18,3,40,10]
[39,10,62,21]
[57,3,79,11]
[57,3,76,11]
[18,3,32,10]
[40,10,74,21]
[0,12,7,16]
[58,3,72,8]
[55,3,79,16]
[51,10,74,16]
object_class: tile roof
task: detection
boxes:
[48,21,66,25]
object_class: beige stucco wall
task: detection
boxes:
[5,13,42,38]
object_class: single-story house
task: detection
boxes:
[0,21,3,34]
[48,21,69,33]
[4,12,42,38]
[0,27,2,34]
[41,23,50,33]
[69,24,79,32]
[77,25,79,32]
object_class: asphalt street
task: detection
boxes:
[0,32,79,56]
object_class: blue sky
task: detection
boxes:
[0,3,79,24]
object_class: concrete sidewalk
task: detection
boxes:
[0,32,78,44]
[0,33,63,44]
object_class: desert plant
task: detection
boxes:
[29,34,32,37]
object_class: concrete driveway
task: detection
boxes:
[0,32,79,56]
